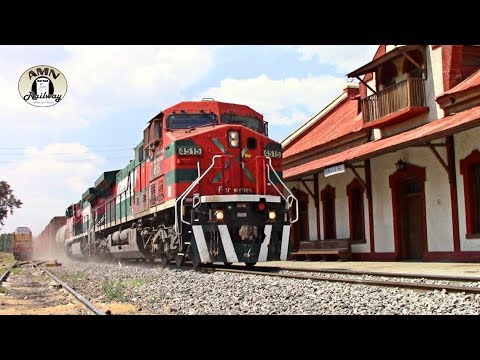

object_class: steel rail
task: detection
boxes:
[0,261,17,283]
[249,265,480,282]
[31,262,107,315]
[213,267,480,294]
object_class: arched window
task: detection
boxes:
[347,178,365,243]
[321,185,336,239]
[460,149,480,237]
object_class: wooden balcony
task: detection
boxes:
[361,78,428,128]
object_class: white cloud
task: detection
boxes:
[0,45,218,133]
[198,74,347,127]
[297,45,378,73]
[0,143,106,234]
[59,45,216,110]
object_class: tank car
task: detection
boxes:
[34,216,67,258]
[61,99,298,267]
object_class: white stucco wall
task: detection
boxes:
[426,45,445,120]
[371,143,454,253]
[426,45,444,119]
[288,168,371,254]
[454,127,480,251]
[316,168,371,253]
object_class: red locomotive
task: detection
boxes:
[57,99,298,267]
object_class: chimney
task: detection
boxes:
[344,82,359,99]
[442,45,464,91]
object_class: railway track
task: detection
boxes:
[115,263,480,294]
[118,259,480,295]
[0,261,18,284]
[0,260,107,315]
[207,265,480,295]
[30,261,107,315]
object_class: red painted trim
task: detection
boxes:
[389,163,427,260]
[365,159,375,253]
[362,106,429,129]
[431,45,441,50]
[320,184,336,239]
[291,188,310,250]
[423,251,480,262]
[459,149,480,236]
[346,178,366,242]
[446,135,460,252]
[314,173,321,241]
[352,251,480,262]
[352,252,397,261]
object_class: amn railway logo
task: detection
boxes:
[18,65,67,107]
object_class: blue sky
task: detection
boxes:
[0,45,377,234]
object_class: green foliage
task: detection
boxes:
[0,286,5,294]
[0,233,13,252]
[67,271,86,282]
[0,181,22,227]
[124,278,147,287]
[10,267,25,275]
[101,279,127,302]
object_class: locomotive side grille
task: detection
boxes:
[150,183,156,205]
[158,177,164,203]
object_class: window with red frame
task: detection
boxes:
[460,150,480,237]
[347,178,365,243]
[321,185,336,239]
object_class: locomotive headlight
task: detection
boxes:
[214,210,225,221]
[268,210,276,220]
[228,131,239,148]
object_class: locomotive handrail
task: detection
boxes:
[265,157,299,224]
[175,155,222,234]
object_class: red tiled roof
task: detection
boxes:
[283,97,361,158]
[284,105,480,180]
[438,69,480,98]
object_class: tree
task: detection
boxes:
[0,181,22,227]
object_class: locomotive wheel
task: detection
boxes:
[245,262,257,269]
[160,255,169,267]
[175,254,186,267]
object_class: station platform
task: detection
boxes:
[257,260,480,279]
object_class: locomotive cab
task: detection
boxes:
[137,100,298,267]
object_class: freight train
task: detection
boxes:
[13,227,33,260]
[53,99,298,267]
[34,216,66,258]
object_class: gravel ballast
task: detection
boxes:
[49,261,480,315]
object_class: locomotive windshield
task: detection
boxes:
[220,114,264,134]
[166,113,217,129]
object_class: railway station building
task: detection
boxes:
[282,45,480,261]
